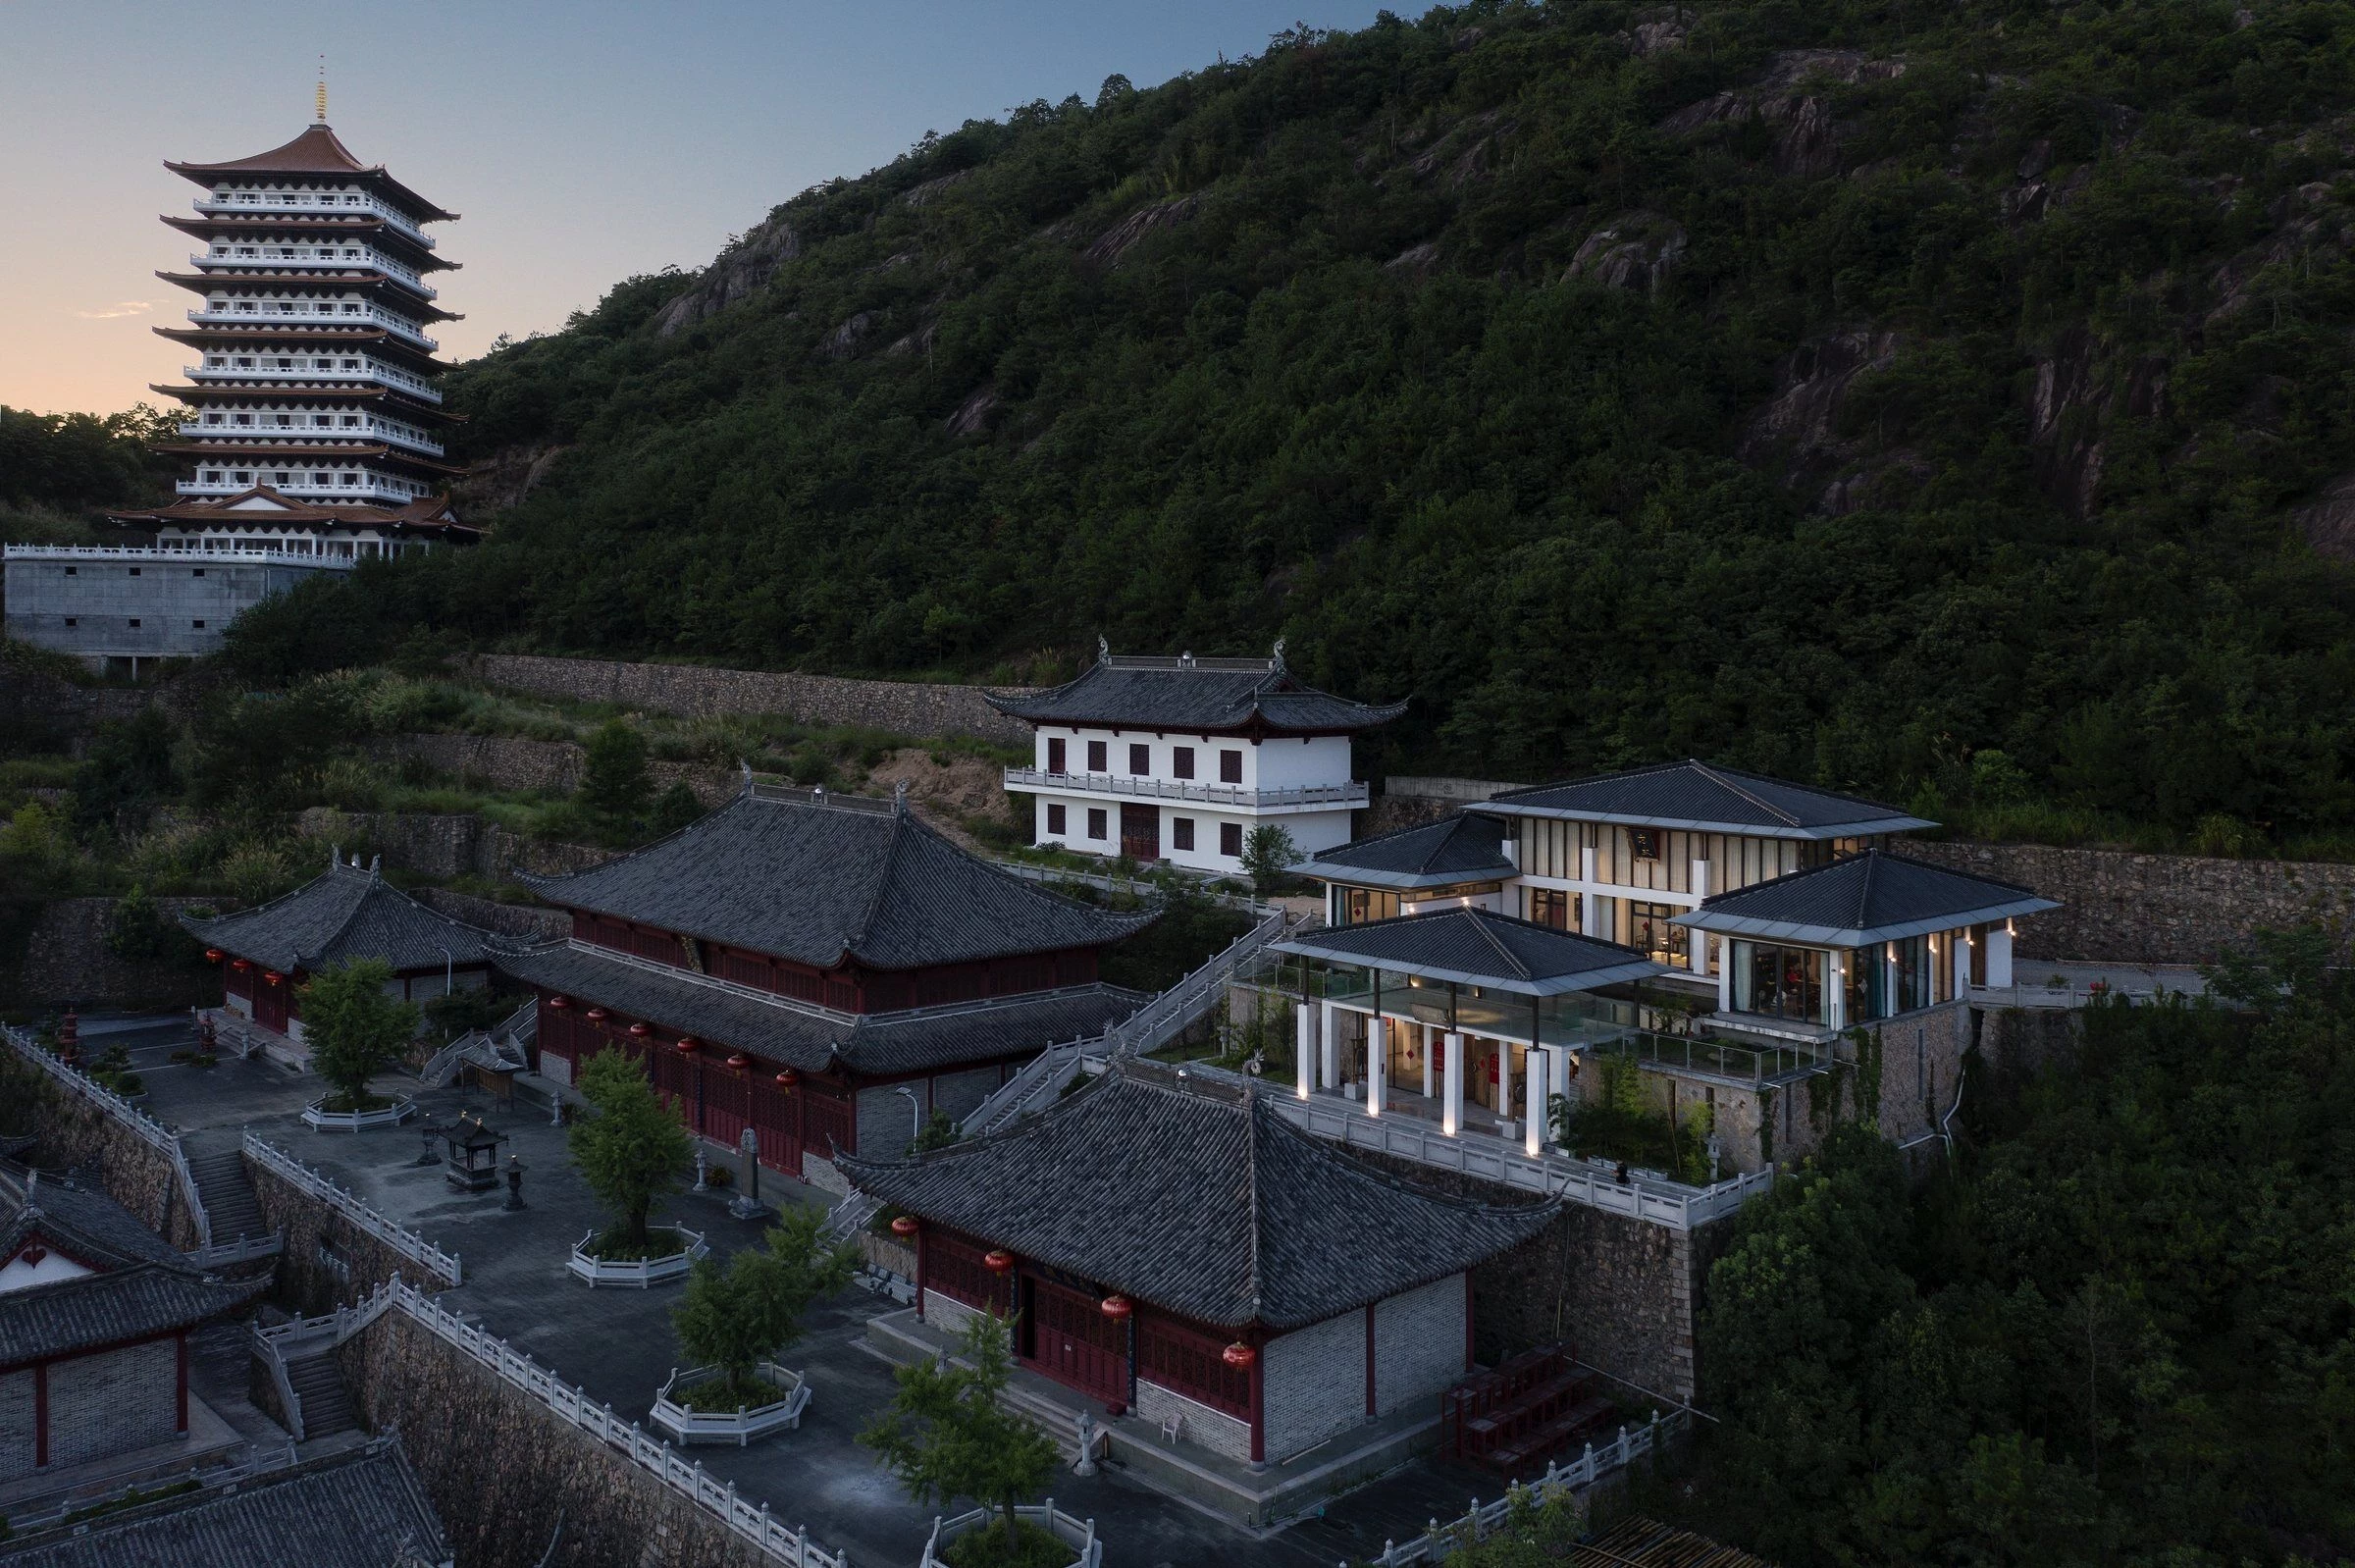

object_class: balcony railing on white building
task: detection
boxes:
[189,305,436,352]
[192,249,435,296]
[2,543,359,569]
[187,362,443,402]
[176,474,432,505]
[180,419,445,457]
[195,192,438,247]
[1004,766,1369,811]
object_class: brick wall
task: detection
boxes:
[46,1338,179,1468]
[460,653,1037,749]
[245,1153,451,1316]
[338,1307,775,1568]
[1133,1379,1253,1463]
[1262,1307,1367,1461]
[0,1368,34,1480]
[857,1084,926,1159]
[1373,1275,1466,1419]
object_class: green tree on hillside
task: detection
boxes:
[579,719,653,830]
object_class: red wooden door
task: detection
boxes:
[1120,805,1159,862]
[255,979,288,1034]
[1025,1277,1127,1405]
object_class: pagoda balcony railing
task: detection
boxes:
[1004,766,1370,812]
[3,543,358,569]
[177,475,429,505]
[194,193,438,247]
[180,419,445,457]
[188,306,437,352]
[187,363,443,402]
[192,250,435,296]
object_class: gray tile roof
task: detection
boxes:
[1672,850,2059,948]
[516,787,1155,970]
[496,941,1147,1076]
[986,652,1405,735]
[1296,813,1515,890]
[1482,760,1934,840]
[0,1165,269,1368]
[1273,908,1669,996]
[180,857,497,974]
[0,1436,450,1568]
[836,1061,1556,1331]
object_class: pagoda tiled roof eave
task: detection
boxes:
[1271,907,1668,997]
[982,664,1406,736]
[179,862,497,973]
[156,441,469,477]
[159,211,459,266]
[834,1065,1558,1332]
[0,1262,272,1370]
[164,128,458,224]
[1668,850,2059,948]
[154,270,463,322]
[1294,813,1515,889]
[1481,759,1936,841]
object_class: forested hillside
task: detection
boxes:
[234,0,2355,852]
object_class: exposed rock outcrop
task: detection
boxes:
[2294,472,2355,559]
[819,311,876,360]
[652,217,802,338]
[451,443,568,517]
[1386,240,1441,277]
[2028,328,2169,519]
[1079,194,1204,268]
[944,384,1001,438]
[1739,329,1932,512]
[1659,49,1905,179]
[1565,211,1686,292]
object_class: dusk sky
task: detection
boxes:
[2,1,1389,416]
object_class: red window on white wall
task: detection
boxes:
[1219,750,1242,784]
[1087,740,1108,772]
[1047,737,1066,774]
[1046,803,1067,835]
[1220,822,1243,857]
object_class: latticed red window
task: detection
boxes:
[927,1231,1015,1315]
[1138,1313,1250,1417]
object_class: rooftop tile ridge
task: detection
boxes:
[1855,849,1879,929]
[1687,759,1804,828]
[1468,909,1538,982]
[843,808,923,964]
[1243,1075,1265,1327]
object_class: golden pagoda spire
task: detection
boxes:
[315,57,328,122]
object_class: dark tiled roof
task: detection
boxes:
[1483,760,1933,840]
[496,942,1145,1076]
[180,858,496,974]
[837,1063,1555,1331]
[986,652,1405,735]
[0,1166,269,1367]
[515,787,1154,970]
[1296,813,1514,890]
[1673,850,2059,947]
[1273,908,1667,996]
[0,1436,449,1568]
[165,123,457,222]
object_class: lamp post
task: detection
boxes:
[893,1084,925,1152]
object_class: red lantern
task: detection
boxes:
[670,1034,696,1053]
[983,1249,1015,1275]
[774,1068,800,1088]
[203,948,223,964]
[584,1008,608,1022]
[263,970,283,986]
[547,995,571,1011]
[628,1021,652,1038]
[891,1215,919,1238]
[231,958,251,972]
[1222,1341,1256,1370]
[1100,1295,1132,1322]
[725,1051,752,1071]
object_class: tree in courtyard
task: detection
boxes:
[670,1205,858,1406]
[300,958,419,1112]
[578,719,653,828]
[1239,822,1300,894]
[568,1047,691,1254]
[862,1310,1061,1546]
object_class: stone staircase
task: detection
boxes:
[286,1350,360,1439]
[184,1136,267,1247]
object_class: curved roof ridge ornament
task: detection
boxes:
[739,758,755,798]
[893,779,909,815]
[1271,636,1286,673]
[1097,634,1111,666]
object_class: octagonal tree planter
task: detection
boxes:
[565,1226,706,1287]
[301,1095,416,1132]
[920,1503,1101,1568]
[648,1362,811,1445]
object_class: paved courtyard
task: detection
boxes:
[102,1012,1507,1568]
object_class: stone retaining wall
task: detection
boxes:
[4,894,223,1012]
[245,1155,454,1316]
[19,1078,204,1250]
[369,733,738,808]
[339,1306,773,1568]
[411,886,571,942]
[460,652,1036,748]
[295,809,615,882]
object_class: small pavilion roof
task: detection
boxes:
[1482,760,1933,841]
[0,1164,271,1370]
[180,854,497,974]
[1272,907,1667,996]
[1295,813,1515,891]
[166,123,457,223]
[1671,850,2058,948]
[986,648,1404,736]
[0,1434,450,1568]
[516,784,1155,971]
[496,942,1145,1076]
[837,1062,1556,1332]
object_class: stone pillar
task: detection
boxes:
[1496,1039,1513,1129]
[1987,923,2015,989]
[1367,1017,1387,1118]
[1718,944,1735,1013]
[1420,1023,1434,1099]
[1320,1004,1340,1090]
[1826,950,1847,1031]
[1688,859,1711,972]
[1523,1047,1544,1158]
[1883,942,1901,1018]
[1442,1031,1464,1137]
[1295,1005,1314,1100]
[1579,846,1602,936]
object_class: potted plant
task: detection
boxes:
[299,958,419,1129]
[650,1206,858,1443]
[565,1048,703,1285]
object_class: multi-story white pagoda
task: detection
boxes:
[3,96,476,673]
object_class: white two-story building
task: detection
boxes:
[988,644,1403,875]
